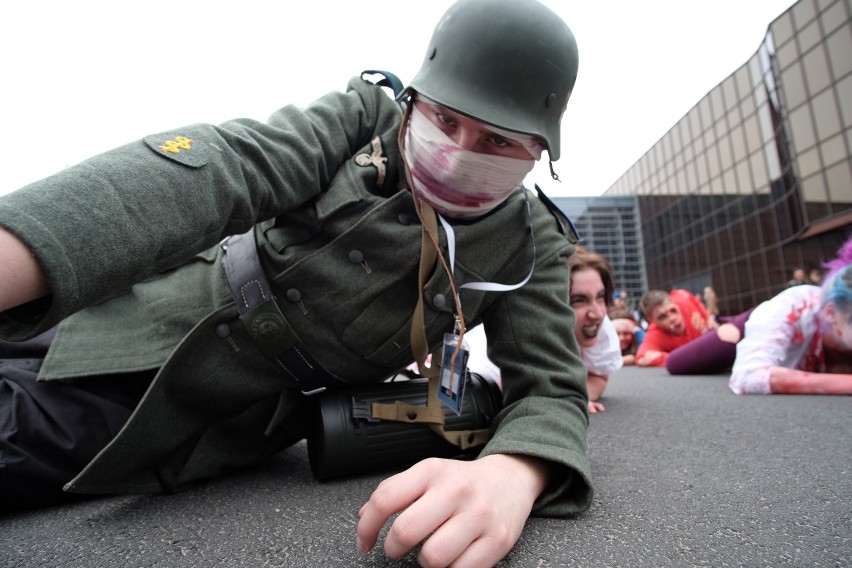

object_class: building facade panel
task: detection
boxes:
[602,0,851,316]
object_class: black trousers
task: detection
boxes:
[0,329,155,512]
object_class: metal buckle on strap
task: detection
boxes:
[221,230,341,394]
[240,299,299,360]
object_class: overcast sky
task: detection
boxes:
[1,0,797,198]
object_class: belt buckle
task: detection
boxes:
[239,298,298,360]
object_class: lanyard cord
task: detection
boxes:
[367,102,534,449]
[437,187,537,294]
[398,103,461,378]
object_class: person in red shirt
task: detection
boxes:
[635,289,717,367]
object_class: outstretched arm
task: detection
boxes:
[0,226,49,312]
[635,328,669,367]
[636,349,667,367]
[0,78,396,337]
[769,366,852,394]
[357,453,550,567]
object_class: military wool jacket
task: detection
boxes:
[0,76,592,516]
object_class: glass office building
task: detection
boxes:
[551,196,648,310]
[604,0,851,315]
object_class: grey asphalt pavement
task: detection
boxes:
[2,366,850,567]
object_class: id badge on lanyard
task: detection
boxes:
[434,198,536,415]
[438,328,469,415]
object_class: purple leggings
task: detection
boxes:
[666,308,755,375]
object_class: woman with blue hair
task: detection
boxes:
[729,240,852,394]
[665,238,852,395]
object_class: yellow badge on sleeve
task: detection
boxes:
[144,131,210,168]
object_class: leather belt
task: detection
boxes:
[221,229,339,395]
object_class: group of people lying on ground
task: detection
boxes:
[470,236,852,415]
[631,238,852,395]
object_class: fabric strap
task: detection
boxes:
[221,230,341,395]
[366,103,491,447]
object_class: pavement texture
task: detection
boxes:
[1,366,850,567]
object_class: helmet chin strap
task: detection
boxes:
[549,159,561,182]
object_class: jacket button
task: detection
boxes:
[432,293,447,309]
[348,250,364,264]
[397,213,413,225]
[285,288,302,303]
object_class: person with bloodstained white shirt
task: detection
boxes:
[643,239,852,394]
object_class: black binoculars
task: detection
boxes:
[307,372,503,480]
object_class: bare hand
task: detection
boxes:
[356,454,550,567]
[588,401,606,414]
[704,316,719,332]
[637,350,666,366]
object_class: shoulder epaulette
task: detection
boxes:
[534,184,580,244]
[360,70,404,98]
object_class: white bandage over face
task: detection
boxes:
[403,102,539,219]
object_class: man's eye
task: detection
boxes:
[490,136,510,147]
[437,113,454,125]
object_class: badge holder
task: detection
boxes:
[438,324,469,416]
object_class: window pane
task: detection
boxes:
[751,151,769,190]
[743,114,762,152]
[797,18,822,53]
[826,25,852,81]
[820,0,848,36]
[802,45,832,95]
[826,159,852,204]
[837,74,852,129]
[780,61,807,109]
[812,88,842,140]
[801,171,827,206]
[798,146,822,179]
[792,0,816,27]
[789,104,816,152]
[776,34,799,70]
[770,14,795,48]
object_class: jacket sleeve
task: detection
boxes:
[635,327,669,366]
[476,228,593,517]
[0,77,399,340]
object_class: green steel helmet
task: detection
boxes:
[402,0,578,161]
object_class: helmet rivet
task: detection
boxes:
[428,47,437,60]
[545,93,557,108]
